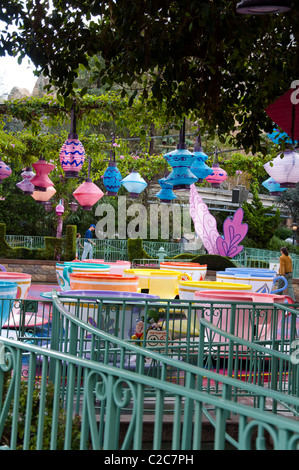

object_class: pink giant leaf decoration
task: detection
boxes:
[216,208,248,258]
[189,184,220,254]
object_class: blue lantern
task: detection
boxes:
[103,162,122,196]
[262,177,286,196]
[121,170,147,198]
[156,178,177,202]
[190,146,213,182]
[103,133,122,196]
[163,120,197,190]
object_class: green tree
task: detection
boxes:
[242,184,281,248]
[1,1,299,151]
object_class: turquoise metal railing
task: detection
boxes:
[5,235,45,250]
[1,292,299,449]
[234,247,299,278]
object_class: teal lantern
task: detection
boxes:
[122,170,147,198]
[156,178,177,202]
[163,119,197,190]
[190,134,213,182]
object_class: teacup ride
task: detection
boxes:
[52,289,160,342]
[56,262,110,291]
[216,268,287,294]
[124,268,192,298]
[194,290,294,345]
[160,262,207,281]
[178,280,253,337]
[77,259,131,275]
[0,281,18,330]
[69,272,139,292]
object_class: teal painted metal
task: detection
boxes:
[235,247,299,278]
[1,293,299,449]
[5,235,45,250]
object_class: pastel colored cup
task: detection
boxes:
[80,260,131,275]
[124,269,192,298]
[178,280,252,300]
[56,262,110,291]
[160,262,207,281]
[69,273,139,292]
[216,268,287,294]
[0,281,18,328]
[57,290,159,341]
[194,290,294,343]
[0,272,31,299]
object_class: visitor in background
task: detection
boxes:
[76,233,83,260]
[82,224,96,260]
[278,247,295,301]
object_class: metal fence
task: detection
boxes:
[1,292,299,449]
[234,247,299,278]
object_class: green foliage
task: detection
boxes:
[242,184,281,249]
[1,377,85,450]
[1,1,298,151]
[190,254,237,271]
[44,237,64,261]
[0,223,13,258]
[169,253,195,260]
[127,238,152,262]
[64,225,76,261]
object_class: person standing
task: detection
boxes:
[82,224,96,260]
[76,233,83,260]
[278,247,295,301]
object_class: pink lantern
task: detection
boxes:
[205,150,227,188]
[0,160,12,183]
[32,186,56,203]
[59,137,85,178]
[55,200,64,217]
[73,179,104,210]
[73,157,104,210]
[31,157,55,191]
[59,107,85,178]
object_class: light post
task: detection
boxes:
[292,222,298,245]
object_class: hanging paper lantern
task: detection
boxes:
[205,152,227,188]
[55,200,65,217]
[190,147,213,182]
[43,201,53,212]
[16,166,35,195]
[163,148,198,190]
[0,160,12,183]
[264,149,299,188]
[262,177,286,196]
[73,179,104,210]
[59,136,85,178]
[155,178,177,202]
[103,162,122,196]
[121,171,147,197]
[69,201,79,212]
[32,186,56,203]
[30,158,55,191]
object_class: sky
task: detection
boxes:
[0,55,37,97]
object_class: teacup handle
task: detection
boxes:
[271,276,288,294]
[0,265,6,272]
[63,266,73,284]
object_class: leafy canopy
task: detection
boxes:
[1,1,299,152]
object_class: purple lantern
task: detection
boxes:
[205,150,227,188]
[16,166,35,195]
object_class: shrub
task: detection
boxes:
[127,238,152,262]
[44,237,64,261]
[190,254,237,271]
[64,225,76,261]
